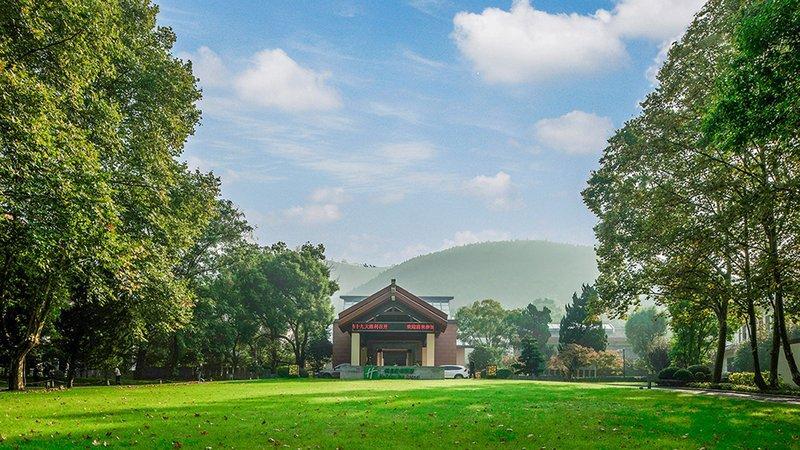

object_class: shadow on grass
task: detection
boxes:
[2,379,798,449]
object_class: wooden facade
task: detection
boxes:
[332,280,458,367]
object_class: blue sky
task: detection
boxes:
[157,0,705,266]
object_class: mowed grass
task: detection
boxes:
[1,379,799,449]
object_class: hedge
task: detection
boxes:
[687,365,711,375]
[658,367,679,380]
[673,369,693,382]
[496,368,513,379]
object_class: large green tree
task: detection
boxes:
[703,0,800,387]
[0,0,215,389]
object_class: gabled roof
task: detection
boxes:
[338,281,448,332]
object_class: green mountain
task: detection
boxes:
[327,260,388,311]
[346,240,599,315]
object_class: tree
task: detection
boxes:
[582,0,751,385]
[703,0,800,387]
[625,307,668,372]
[242,243,337,370]
[468,346,501,372]
[549,344,596,381]
[506,302,552,358]
[456,299,514,350]
[559,286,607,351]
[512,337,545,377]
[0,0,213,389]
[667,300,719,368]
[306,333,333,373]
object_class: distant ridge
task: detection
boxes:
[327,260,388,312]
[346,240,598,314]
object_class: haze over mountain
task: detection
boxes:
[335,240,599,317]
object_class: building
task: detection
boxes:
[332,280,460,367]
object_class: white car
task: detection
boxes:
[441,365,469,379]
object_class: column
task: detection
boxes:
[426,333,435,367]
[350,333,360,366]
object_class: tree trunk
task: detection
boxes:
[765,222,800,386]
[712,309,727,384]
[8,349,27,391]
[743,241,767,390]
[746,300,767,390]
[768,309,781,388]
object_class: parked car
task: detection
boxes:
[316,363,351,378]
[441,365,469,379]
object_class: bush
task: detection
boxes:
[687,365,711,376]
[673,369,693,382]
[728,371,768,387]
[275,365,308,378]
[658,367,679,380]
[496,368,513,379]
[693,371,708,381]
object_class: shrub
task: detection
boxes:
[673,369,693,382]
[496,368,513,379]
[728,372,767,387]
[687,365,711,376]
[693,372,708,381]
[658,367,679,380]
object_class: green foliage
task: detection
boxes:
[559,285,607,351]
[506,302,552,358]
[456,299,514,349]
[468,346,501,371]
[349,241,598,312]
[687,365,711,376]
[729,339,772,372]
[728,372,770,387]
[495,368,513,379]
[667,302,718,368]
[673,369,694,382]
[549,343,597,380]
[694,372,708,381]
[658,367,679,380]
[0,0,215,389]
[625,307,668,366]
[512,337,545,377]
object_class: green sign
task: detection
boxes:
[363,366,419,380]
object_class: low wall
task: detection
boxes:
[340,366,444,380]
[778,342,800,387]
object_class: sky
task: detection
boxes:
[157,0,707,267]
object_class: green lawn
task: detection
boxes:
[1,379,798,449]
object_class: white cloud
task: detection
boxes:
[452,1,625,83]
[610,0,706,42]
[284,203,342,225]
[452,0,705,83]
[534,110,613,155]
[310,187,350,204]
[402,49,446,69]
[379,142,436,162]
[368,102,420,124]
[465,171,521,210]
[234,49,341,111]
[179,46,228,88]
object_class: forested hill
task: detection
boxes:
[346,240,599,315]
[327,260,388,311]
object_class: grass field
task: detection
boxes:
[1,379,798,449]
